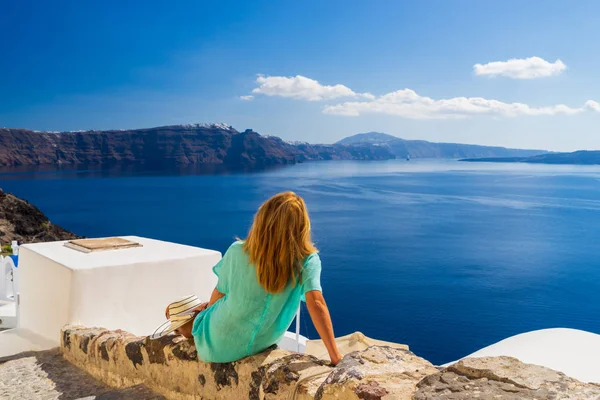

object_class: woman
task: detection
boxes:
[186,191,341,364]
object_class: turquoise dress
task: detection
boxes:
[192,241,322,363]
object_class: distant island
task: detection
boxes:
[0,125,548,170]
[461,151,600,165]
[338,132,547,159]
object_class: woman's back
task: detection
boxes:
[192,241,322,363]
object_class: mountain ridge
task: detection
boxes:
[0,125,395,169]
[337,132,547,159]
[0,125,554,169]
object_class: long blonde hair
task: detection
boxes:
[243,191,317,294]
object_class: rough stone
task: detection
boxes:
[125,340,144,369]
[144,336,171,365]
[211,361,239,389]
[315,346,439,400]
[79,332,96,354]
[62,326,441,400]
[261,353,328,398]
[171,339,198,362]
[99,340,110,361]
[355,381,388,400]
[57,326,600,400]
[414,356,600,400]
[249,368,265,400]
[61,326,335,399]
[62,330,71,350]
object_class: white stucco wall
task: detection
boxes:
[17,246,73,345]
[0,236,221,357]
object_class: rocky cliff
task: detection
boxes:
[0,189,80,247]
[0,124,395,169]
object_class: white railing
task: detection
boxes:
[295,305,301,352]
[0,255,18,331]
[1,256,17,303]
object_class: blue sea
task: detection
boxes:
[2,159,600,365]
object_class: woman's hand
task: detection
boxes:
[329,352,343,366]
[193,302,209,313]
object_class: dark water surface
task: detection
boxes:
[2,159,599,365]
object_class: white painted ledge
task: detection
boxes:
[445,328,600,384]
[1,236,221,358]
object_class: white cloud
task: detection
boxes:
[473,57,566,79]
[250,75,373,101]
[585,100,600,112]
[323,89,598,119]
[243,73,598,120]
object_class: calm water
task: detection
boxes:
[2,159,600,365]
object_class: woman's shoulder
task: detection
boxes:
[225,240,244,255]
[303,252,321,267]
[230,240,244,248]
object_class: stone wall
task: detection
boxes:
[61,326,600,400]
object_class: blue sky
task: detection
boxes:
[1,0,599,151]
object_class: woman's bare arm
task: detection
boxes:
[208,287,225,306]
[305,290,342,365]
